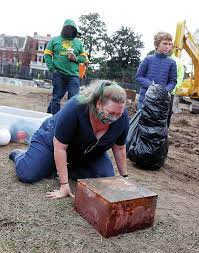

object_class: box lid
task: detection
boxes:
[78,177,158,203]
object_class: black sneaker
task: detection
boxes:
[9,149,24,162]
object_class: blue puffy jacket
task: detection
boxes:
[136,52,177,103]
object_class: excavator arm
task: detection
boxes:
[173,21,199,113]
[173,21,199,101]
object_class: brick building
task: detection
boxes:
[29,32,51,74]
[0,33,51,79]
[0,35,31,66]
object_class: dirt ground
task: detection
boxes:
[0,84,198,253]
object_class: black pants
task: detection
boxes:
[167,95,174,128]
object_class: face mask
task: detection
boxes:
[97,111,118,124]
[61,26,77,39]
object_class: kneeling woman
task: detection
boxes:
[9,82,129,199]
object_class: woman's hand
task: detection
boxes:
[46,184,74,199]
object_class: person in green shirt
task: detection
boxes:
[44,19,88,114]
[167,44,184,127]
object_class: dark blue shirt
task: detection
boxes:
[53,97,129,165]
[136,52,177,103]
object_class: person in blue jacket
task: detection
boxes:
[9,82,129,199]
[136,32,177,110]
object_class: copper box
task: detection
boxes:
[74,177,158,238]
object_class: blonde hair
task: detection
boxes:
[154,32,173,49]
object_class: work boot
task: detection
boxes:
[9,149,25,162]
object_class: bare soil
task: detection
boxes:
[0,84,198,253]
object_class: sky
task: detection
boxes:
[1,0,198,58]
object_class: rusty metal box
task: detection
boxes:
[74,177,158,238]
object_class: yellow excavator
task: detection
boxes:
[173,20,199,113]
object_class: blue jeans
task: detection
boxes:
[47,72,80,115]
[14,120,114,183]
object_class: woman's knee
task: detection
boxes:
[15,155,54,183]
[16,162,42,183]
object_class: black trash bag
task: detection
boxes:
[126,84,170,169]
